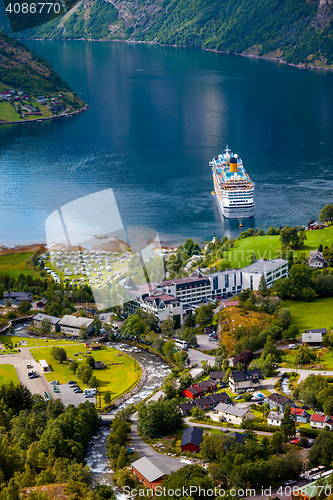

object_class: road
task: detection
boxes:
[183,417,273,436]
[129,412,187,472]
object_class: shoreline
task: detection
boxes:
[0,103,88,127]
[0,243,45,256]
[22,38,333,73]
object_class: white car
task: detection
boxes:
[285,480,297,486]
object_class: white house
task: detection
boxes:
[267,411,283,427]
[308,251,327,268]
[310,414,333,430]
[209,403,254,425]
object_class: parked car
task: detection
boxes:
[289,438,301,445]
[68,381,76,385]
[235,395,243,400]
[28,373,38,379]
[50,381,60,385]
[285,480,296,486]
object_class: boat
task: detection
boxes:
[209,145,255,219]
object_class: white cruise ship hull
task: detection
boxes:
[211,148,255,220]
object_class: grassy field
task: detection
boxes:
[221,226,333,269]
[0,364,19,384]
[25,101,53,120]
[0,251,41,279]
[283,347,333,370]
[0,336,80,348]
[0,101,20,121]
[284,297,333,331]
[29,344,141,401]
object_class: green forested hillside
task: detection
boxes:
[0,0,333,68]
[0,32,82,98]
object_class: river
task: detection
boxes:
[84,342,171,487]
[1,41,333,247]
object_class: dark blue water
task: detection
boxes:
[1,41,333,246]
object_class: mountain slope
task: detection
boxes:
[0,0,332,68]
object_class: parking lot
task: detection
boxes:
[49,382,97,406]
[197,333,218,351]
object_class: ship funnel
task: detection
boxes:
[230,157,237,173]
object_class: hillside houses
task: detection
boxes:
[181,379,217,399]
[209,403,254,425]
[310,414,333,431]
[180,392,231,415]
[265,393,294,413]
[229,369,263,393]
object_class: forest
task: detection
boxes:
[0,382,114,499]
[0,0,332,68]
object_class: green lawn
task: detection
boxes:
[283,347,333,370]
[284,297,333,331]
[0,364,19,384]
[220,226,333,269]
[29,345,141,401]
[0,251,42,279]
[0,336,79,348]
[0,101,20,121]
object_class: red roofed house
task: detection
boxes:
[310,414,333,430]
[291,407,310,423]
[181,379,217,399]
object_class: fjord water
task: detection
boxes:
[1,41,333,246]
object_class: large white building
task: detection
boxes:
[124,258,288,324]
[241,259,289,291]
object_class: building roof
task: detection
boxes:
[58,315,93,328]
[4,291,32,301]
[195,397,215,407]
[33,313,60,324]
[210,392,230,403]
[196,379,216,390]
[209,371,226,379]
[242,259,288,275]
[229,432,245,445]
[143,294,179,305]
[267,411,284,421]
[224,300,239,307]
[291,407,309,417]
[39,360,49,368]
[158,276,210,289]
[180,403,194,412]
[306,328,327,335]
[231,369,263,383]
[310,414,333,424]
[180,426,203,448]
[302,332,323,343]
[267,393,293,406]
[132,456,171,483]
[184,386,204,396]
[214,403,251,418]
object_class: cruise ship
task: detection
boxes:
[210,146,255,220]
